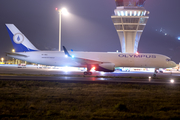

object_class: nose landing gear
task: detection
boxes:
[153,69,158,77]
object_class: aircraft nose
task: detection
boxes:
[170,61,177,68]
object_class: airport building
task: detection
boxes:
[112,0,149,53]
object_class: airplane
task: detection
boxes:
[5,24,176,76]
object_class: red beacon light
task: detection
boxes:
[55,8,58,11]
[136,52,139,55]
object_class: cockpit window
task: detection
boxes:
[166,58,171,62]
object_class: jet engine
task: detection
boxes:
[90,62,115,72]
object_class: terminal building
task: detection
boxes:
[111,0,149,53]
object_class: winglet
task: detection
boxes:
[63,46,71,57]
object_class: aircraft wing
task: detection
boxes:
[73,57,101,65]
[63,46,101,65]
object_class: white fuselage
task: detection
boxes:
[8,51,176,68]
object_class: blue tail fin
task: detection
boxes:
[5,24,38,52]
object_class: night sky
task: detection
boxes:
[0,0,180,63]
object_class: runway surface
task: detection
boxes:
[0,65,180,84]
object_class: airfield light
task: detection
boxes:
[170,79,174,83]
[61,8,69,15]
[12,49,15,53]
[100,72,105,75]
[148,76,151,82]
[178,37,180,40]
[64,66,69,72]
[56,7,69,51]
[1,58,4,63]
[100,78,105,80]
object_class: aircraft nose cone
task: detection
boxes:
[171,61,177,68]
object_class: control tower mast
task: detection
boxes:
[111,0,149,53]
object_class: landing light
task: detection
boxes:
[91,67,96,72]
[72,55,75,58]
[65,55,68,58]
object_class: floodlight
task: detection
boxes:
[61,8,69,15]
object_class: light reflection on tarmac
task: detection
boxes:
[0,65,180,84]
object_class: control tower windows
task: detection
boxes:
[139,18,148,23]
[123,18,139,23]
[138,25,145,30]
[134,11,137,16]
[136,0,146,7]
[115,0,146,7]
[115,25,123,30]
[115,0,124,6]
[124,1,136,6]
[112,18,122,23]
[124,25,137,30]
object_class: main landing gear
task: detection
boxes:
[84,65,93,75]
[84,72,92,75]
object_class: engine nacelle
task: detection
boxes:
[95,62,115,72]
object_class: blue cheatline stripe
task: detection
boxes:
[6,26,38,52]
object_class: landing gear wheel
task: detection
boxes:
[84,72,92,75]
[88,72,92,75]
[153,68,158,77]
[153,74,156,77]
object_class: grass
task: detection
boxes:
[0,80,180,119]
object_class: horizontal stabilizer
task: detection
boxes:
[6,52,28,57]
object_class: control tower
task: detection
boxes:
[111,0,149,53]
